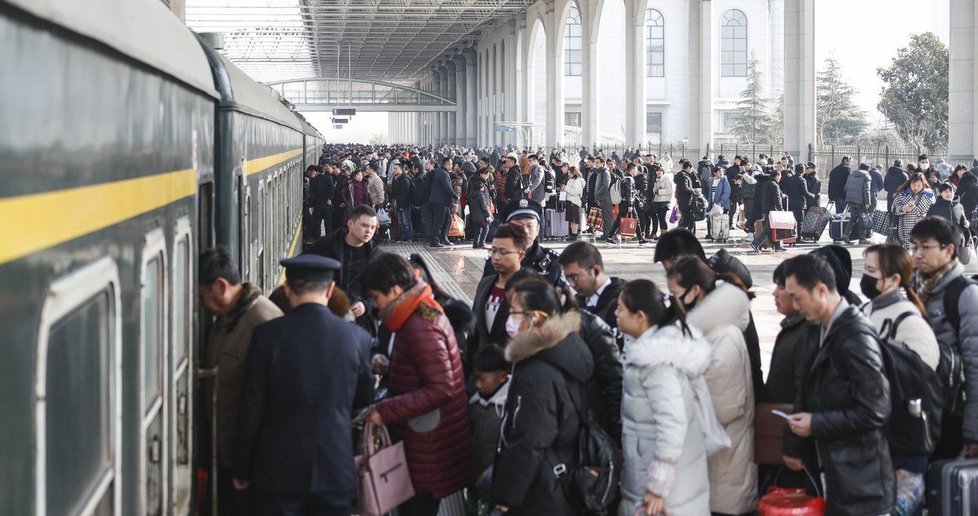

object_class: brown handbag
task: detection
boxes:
[620,209,639,238]
[754,403,794,466]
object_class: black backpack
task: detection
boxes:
[940,274,976,415]
[544,166,556,194]
[558,378,622,513]
[878,312,944,456]
[690,192,708,221]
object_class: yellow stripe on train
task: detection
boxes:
[243,148,303,176]
[0,169,197,266]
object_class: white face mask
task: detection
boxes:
[505,315,523,337]
[920,162,930,171]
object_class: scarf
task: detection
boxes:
[914,259,958,304]
[217,283,262,333]
[379,280,444,332]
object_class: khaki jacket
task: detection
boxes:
[206,288,283,466]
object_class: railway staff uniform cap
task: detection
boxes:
[503,198,542,222]
[281,254,341,283]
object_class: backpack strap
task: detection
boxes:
[943,274,974,334]
[881,311,916,342]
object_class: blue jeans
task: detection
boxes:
[833,198,847,214]
[397,208,413,241]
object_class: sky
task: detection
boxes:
[301,0,951,139]
[815,0,949,126]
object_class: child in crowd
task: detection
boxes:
[468,345,510,515]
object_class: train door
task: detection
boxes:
[140,229,168,516]
[170,218,193,514]
[256,180,265,290]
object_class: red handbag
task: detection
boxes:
[620,209,638,238]
[758,469,825,516]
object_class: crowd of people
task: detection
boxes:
[199,142,978,516]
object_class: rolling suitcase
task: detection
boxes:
[710,215,730,241]
[545,208,569,238]
[801,206,831,242]
[926,458,978,515]
[829,205,850,242]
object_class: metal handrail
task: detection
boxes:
[266,77,456,106]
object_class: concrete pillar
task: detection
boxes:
[507,24,520,147]
[478,50,486,146]
[624,0,648,147]
[439,66,450,144]
[516,18,529,146]
[949,0,978,162]
[687,0,714,160]
[768,0,785,99]
[464,50,478,147]
[446,62,457,144]
[582,3,599,151]
[783,0,816,162]
[453,55,467,146]
[546,12,564,148]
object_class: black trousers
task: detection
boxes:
[398,493,441,516]
[218,466,257,516]
[429,203,451,244]
[649,202,669,234]
[259,491,351,516]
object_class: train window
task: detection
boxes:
[37,257,120,515]
[142,255,164,409]
[172,236,189,365]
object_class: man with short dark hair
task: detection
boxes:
[843,163,872,245]
[750,169,785,252]
[827,156,852,214]
[782,254,894,515]
[428,157,459,248]
[198,247,283,515]
[911,216,978,459]
[233,254,374,516]
[481,198,565,289]
[308,205,380,328]
[884,159,908,213]
[472,223,530,352]
[558,241,625,331]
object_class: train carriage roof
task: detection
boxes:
[211,51,303,132]
[3,0,219,100]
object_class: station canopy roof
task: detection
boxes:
[185,0,534,84]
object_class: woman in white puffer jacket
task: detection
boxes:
[668,256,757,515]
[616,279,712,516]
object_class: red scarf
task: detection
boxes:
[380,281,444,332]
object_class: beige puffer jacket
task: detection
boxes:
[685,281,757,515]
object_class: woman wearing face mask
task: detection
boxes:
[615,279,711,516]
[892,173,934,251]
[859,244,939,515]
[491,280,593,516]
[666,256,756,516]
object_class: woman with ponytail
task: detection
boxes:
[491,277,594,515]
[615,279,711,515]
[860,244,939,370]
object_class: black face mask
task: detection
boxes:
[860,274,882,300]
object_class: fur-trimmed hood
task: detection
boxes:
[625,323,713,378]
[505,311,593,382]
[685,280,750,335]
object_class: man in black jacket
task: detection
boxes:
[751,169,786,252]
[675,161,697,232]
[391,164,414,242]
[781,164,817,236]
[884,159,908,213]
[782,254,894,516]
[803,161,821,208]
[827,156,852,214]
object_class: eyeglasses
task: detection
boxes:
[564,269,594,285]
[489,248,520,257]
[911,243,946,254]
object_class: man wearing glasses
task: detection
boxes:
[471,223,531,354]
[910,216,978,460]
[481,198,567,290]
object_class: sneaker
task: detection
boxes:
[637,239,648,247]
[429,242,444,248]
[748,242,761,253]
[858,239,872,245]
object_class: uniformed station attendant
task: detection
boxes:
[481,198,567,290]
[232,254,374,516]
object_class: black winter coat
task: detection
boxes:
[492,312,594,516]
[392,173,414,208]
[577,311,623,445]
[828,164,851,200]
[758,177,784,216]
[505,168,523,203]
[675,170,695,205]
[804,173,821,202]
[800,305,895,515]
[309,173,335,210]
[467,178,492,224]
[780,174,816,211]
[958,171,978,219]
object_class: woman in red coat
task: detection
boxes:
[363,253,472,516]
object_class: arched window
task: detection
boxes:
[721,9,748,77]
[645,9,664,77]
[564,4,582,76]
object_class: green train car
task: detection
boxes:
[0,0,323,514]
